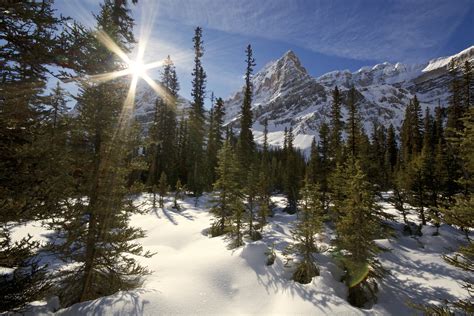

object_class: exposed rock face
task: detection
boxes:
[223,46,474,151]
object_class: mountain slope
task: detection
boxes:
[134,81,192,132]
[224,46,474,151]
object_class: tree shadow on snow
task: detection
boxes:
[151,203,195,226]
[377,267,459,314]
[238,242,350,314]
[60,289,154,316]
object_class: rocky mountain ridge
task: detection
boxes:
[223,45,474,151]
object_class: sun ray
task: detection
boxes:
[87,7,178,134]
[89,68,132,83]
[95,30,130,63]
[143,60,164,70]
[113,74,139,140]
[141,73,175,107]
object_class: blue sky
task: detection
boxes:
[55,0,474,105]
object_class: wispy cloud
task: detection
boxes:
[148,0,471,62]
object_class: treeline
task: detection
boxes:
[0,0,472,313]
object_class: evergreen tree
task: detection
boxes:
[329,162,347,223]
[173,179,185,210]
[246,162,262,240]
[257,119,272,229]
[187,26,207,196]
[291,175,325,284]
[283,126,300,213]
[0,229,51,312]
[206,97,225,185]
[161,55,180,95]
[442,106,474,240]
[420,108,441,231]
[307,137,319,184]
[158,171,168,209]
[329,86,343,164]
[210,141,244,244]
[0,1,71,310]
[237,44,256,169]
[176,114,188,183]
[385,124,398,175]
[446,59,464,135]
[346,86,362,159]
[427,106,474,314]
[47,82,70,135]
[49,1,152,306]
[318,123,331,211]
[400,96,422,164]
[399,96,428,225]
[368,122,388,189]
[146,56,179,198]
[405,155,428,225]
[335,160,385,307]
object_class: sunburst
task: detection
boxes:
[89,29,177,136]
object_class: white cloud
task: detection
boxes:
[143,0,471,62]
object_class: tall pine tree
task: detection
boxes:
[187,26,207,196]
[237,44,256,169]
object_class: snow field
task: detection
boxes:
[11,193,471,315]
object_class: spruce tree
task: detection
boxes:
[49,0,152,306]
[237,44,256,169]
[161,55,180,95]
[335,160,385,307]
[400,96,422,164]
[427,106,474,314]
[346,86,362,159]
[146,56,179,199]
[158,171,168,209]
[206,97,225,185]
[318,123,331,211]
[385,124,398,176]
[211,141,244,242]
[0,1,70,310]
[246,162,262,240]
[173,179,185,210]
[48,82,70,135]
[187,26,207,196]
[367,122,388,189]
[329,86,343,164]
[420,108,441,231]
[291,175,324,284]
[257,119,272,229]
[446,59,464,135]
[283,126,300,213]
[176,114,189,183]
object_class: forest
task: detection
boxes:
[0,0,472,315]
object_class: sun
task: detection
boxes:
[89,30,177,126]
[128,59,147,78]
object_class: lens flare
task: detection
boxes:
[128,60,147,78]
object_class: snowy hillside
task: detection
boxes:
[224,46,474,151]
[13,193,471,315]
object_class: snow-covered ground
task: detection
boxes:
[10,194,471,315]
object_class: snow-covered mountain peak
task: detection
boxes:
[423,45,474,73]
[224,50,315,123]
[254,49,310,88]
[223,46,472,153]
[280,50,308,73]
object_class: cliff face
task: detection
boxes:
[223,46,474,151]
